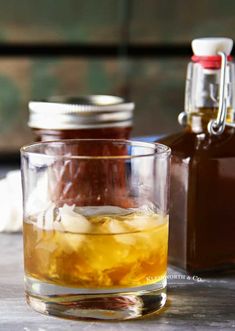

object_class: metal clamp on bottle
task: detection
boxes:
[178,37,235,135]
[178,51,229,135]
[178,111,187,126]
[207,52,228,135]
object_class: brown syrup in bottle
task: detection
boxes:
[160,110,235,273]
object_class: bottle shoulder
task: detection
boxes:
[158,129,235,159]
[158,131,197,158]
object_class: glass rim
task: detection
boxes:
[20,139,171,160]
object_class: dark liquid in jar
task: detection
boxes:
[35,129,134,209]
[33,127,131,142]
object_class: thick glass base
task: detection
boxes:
[25,276,167,320]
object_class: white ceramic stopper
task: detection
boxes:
[192,38,233,56]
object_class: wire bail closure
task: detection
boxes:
[207,52,228,135]
[178,52,229,135]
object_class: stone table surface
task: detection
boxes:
[0,233,235,331]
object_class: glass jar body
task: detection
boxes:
[32,126,132,142]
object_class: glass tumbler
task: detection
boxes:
[21,139,171,320]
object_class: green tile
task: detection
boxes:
[0,0,122,42]
[0,57,188,150]
[130,0,235,43]
[130,59,186,136]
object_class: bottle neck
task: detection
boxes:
[186,107,234,134]
[184,60,235,134]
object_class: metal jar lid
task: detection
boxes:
[28,95,134,130]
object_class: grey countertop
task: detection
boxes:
[0,233,235,331]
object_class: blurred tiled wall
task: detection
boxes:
[0,0,234,150]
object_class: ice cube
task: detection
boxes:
[35,239,57,253]
[106,219,128,234]
[26,172,50,215]
[114,232,136,245]
[53,219,64,232]
[59,204,91,233]
[36,203,57,230]
[104,218,136,245]
[61,232,85,251]
[74,205,132,217]
[124,214,158,231]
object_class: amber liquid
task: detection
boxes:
[159,110,235,273]
[24,207,168,288]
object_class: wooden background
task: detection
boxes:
[0,0,234,151]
